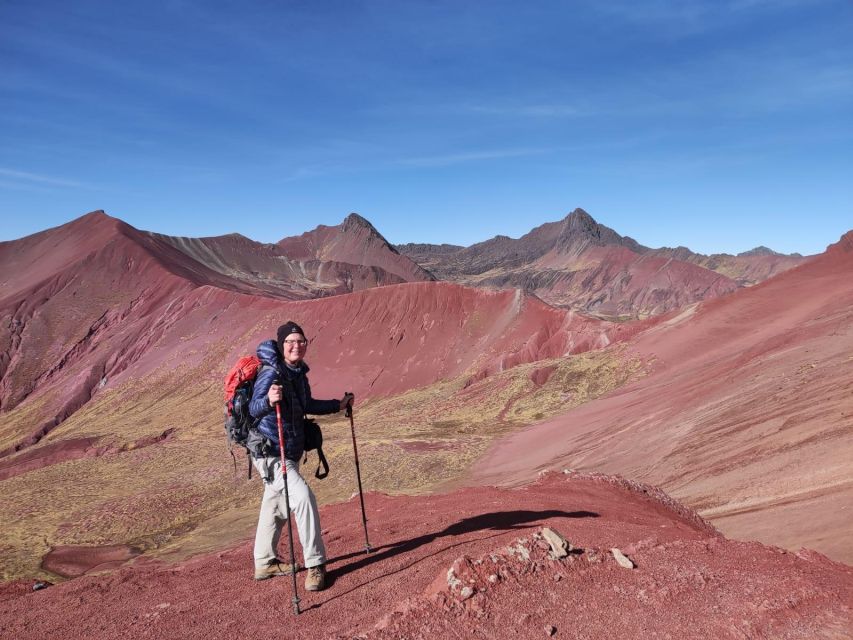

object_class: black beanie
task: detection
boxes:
[277,321,306,351]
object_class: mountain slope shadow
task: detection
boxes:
[320,509,597,596]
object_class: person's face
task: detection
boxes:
[282,332,308,365]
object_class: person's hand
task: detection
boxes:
[340,392,354,412]
[268,384,283,406]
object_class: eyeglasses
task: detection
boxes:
[283,339,307,347]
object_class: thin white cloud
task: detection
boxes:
[283,165,335,182]
[399,148,550,168]
[278,146,554,180]
[366,102,588,119]
[465,104,586,118]
[0,168,86,189]
[590,0,832,35]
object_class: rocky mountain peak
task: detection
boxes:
[340,212,402,257]
[556,208,643,252]
[562,207,596,231]
[342,212,379,234]
[738,246,778,257]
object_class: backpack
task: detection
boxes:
[223,355,265,479]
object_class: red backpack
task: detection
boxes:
[223,355,264,477]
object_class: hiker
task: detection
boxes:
[248,321,354,590]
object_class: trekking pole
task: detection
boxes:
[275,402,301,615]
[346,397,372,553]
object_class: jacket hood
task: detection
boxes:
[257,339,280,366]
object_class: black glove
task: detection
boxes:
[341,392,354,412]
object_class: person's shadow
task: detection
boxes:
[310,509,597,607]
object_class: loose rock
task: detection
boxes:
[509,542,531,561]
[545,624,557,636]
[541,527,572,559]
[611,548,635,569]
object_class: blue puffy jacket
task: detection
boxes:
[249,339,340,461]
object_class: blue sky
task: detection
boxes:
[1,0,851,255]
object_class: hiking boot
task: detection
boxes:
[254,559,297,581]
[304,564,326,591]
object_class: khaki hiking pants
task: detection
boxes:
[252,456,326,569]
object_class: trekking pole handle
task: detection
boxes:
[343,391,354,418]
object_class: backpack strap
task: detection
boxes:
[244,363,273,480]
[283,376,330,480]
[314,448,329,480]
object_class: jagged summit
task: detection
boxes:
[560,207,599,236]
[738,246,780,257]
[341,212,378,233]
[736,246,804,259]
[556,208,645,253]
[277,213,434,283]
[340,212,401,255]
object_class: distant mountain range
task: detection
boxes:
[397,208,808,318]
[0,206,812,433]
[153,206,810,319]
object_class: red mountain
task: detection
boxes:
[398,208,808,318]
[0,210,631,458]
[152,228,425,299]
[278,212,435,284]
[471,231,853,563]
[0,211,224,418]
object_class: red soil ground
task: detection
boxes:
[1,473,850,639]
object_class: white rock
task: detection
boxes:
[541,527,572,559]
[611,548,635,569]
